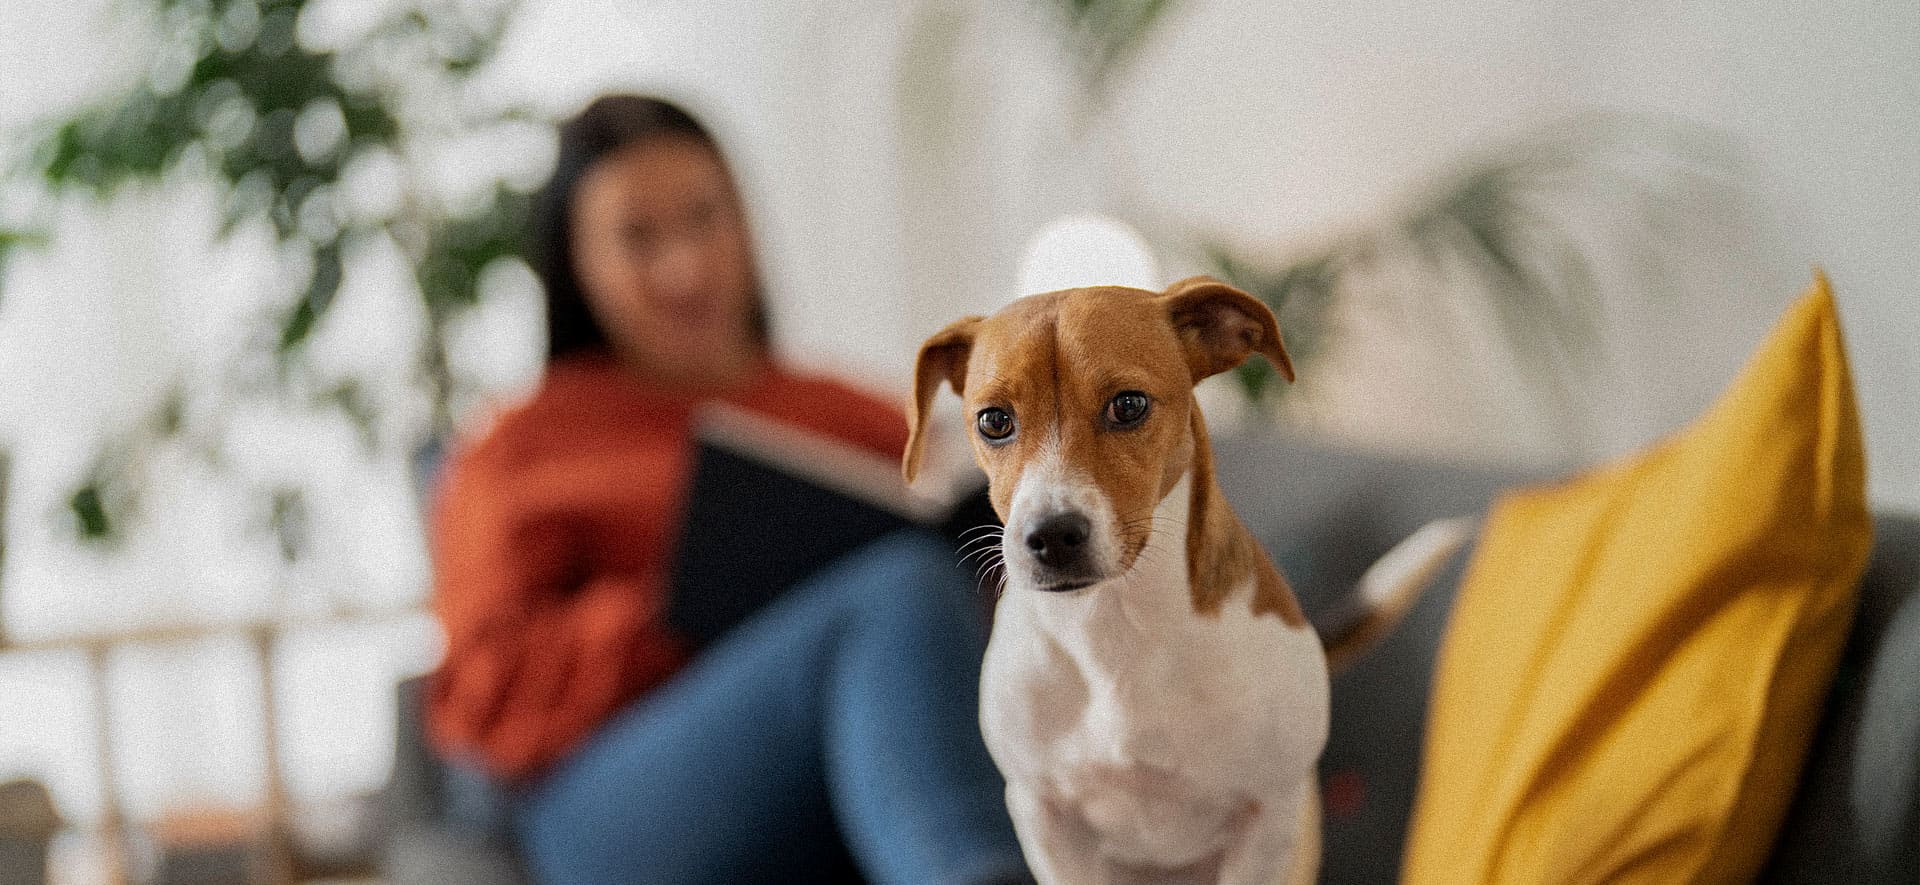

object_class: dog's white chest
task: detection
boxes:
[979,473,1329,872]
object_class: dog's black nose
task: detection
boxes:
[1026,513,1091,570]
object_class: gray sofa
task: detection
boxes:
[384,431,1920,883]
[1209,432,1920,883]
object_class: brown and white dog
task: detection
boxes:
[904,277,1330,885]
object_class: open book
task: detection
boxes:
[665,403,996,646]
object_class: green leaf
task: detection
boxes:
[279,239,342,352]
[320,379,379,451]
[0,228,48,283]
[267,486,307,562]
[1234,358,1274,402]
[339,95,399,143]
[70,484,112,541]
[416,185,534,309]
[1053,0,1178,88]
[20,0,533,558]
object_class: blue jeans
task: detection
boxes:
[511,532,1027,885]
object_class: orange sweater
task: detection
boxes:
[426,354,908,781]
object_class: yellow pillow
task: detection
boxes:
[1401,274,1873,884]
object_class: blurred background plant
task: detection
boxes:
[1042,0,1750,458]
[1203,113,1746,436]
[1047,0,1175,94]
[0,0,536,555]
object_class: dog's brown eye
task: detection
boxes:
[1106,391,1150,428]
[977,407,1016,442]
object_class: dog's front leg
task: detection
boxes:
[1007,785,1112,885]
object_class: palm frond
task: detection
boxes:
[1047,0,1178,92]
[0,229,46,288]
[1208,114,1744,423]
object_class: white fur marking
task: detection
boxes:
[1004,431,1121,587]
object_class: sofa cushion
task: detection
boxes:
[1401,276,1873,884]
[1764,513,1920,881]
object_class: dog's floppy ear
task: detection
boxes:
[904,316,982,484]
[1157,275,1295,384]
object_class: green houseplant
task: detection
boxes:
[1,0,533,551]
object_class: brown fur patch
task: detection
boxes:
[1184,408,1307,626]
[1161,276,1295,383]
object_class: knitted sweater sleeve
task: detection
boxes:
[424,441,689,782]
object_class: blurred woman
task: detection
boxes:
[426,95,1027,885]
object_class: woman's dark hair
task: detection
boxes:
[533,95,766,360]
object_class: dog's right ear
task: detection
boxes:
[1158,276,1295,385]
[904,316,982,484]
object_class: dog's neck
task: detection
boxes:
[1182,407,1306,625]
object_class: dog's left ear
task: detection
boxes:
[1157,276,1295,385]
[904,316,982,484]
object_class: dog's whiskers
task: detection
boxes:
[958,523,1006,542]
[956,528,1007,564]
[959,543,1001,567]
[971,545,1008,591]
[966,538,998,565]
[950,523,1009,599]
[1120,515,1186,534]
[969,555,1008,600]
